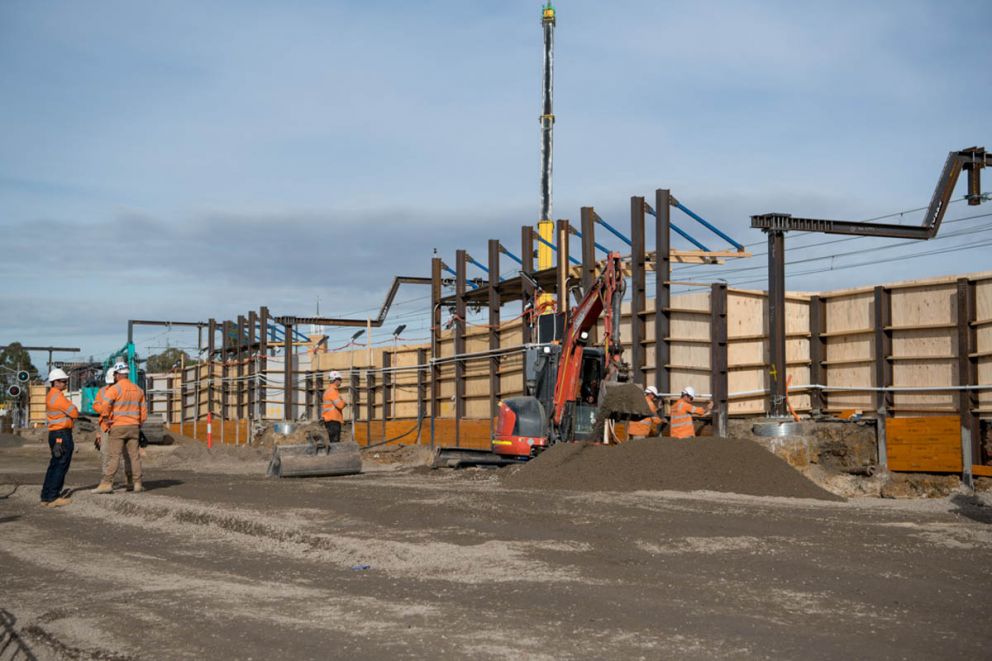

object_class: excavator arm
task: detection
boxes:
[551,252,626,427]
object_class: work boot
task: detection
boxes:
[91,481,114,494]
[39,501,53,508]
[49,497,72,508]
[131,481,145,493]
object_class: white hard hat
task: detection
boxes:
[105,368,116,385]
[328,370,343,381]
[47,368,69,383]
[644,386,660,398]
[682,385,696,399]
[113,361,129,374]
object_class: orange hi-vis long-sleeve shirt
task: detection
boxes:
[627,396,662,438]
[98,378,147,428]
[670,398,705,439]
[93,386,112,432]
[322,385,347,423]
[46,387,79,431]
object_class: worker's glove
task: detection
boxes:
[138,431,149,448]
[52,442,65,459]
[94,438,102,451]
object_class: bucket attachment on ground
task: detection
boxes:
[266,433,363,478]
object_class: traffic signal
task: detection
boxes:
[16,370,29,383]
[6,384,22,398]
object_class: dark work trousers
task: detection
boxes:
[324,420,342,444]
[41,429,74,502]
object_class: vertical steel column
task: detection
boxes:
[873,286,892,470]
[655,189,672,395]
[382,350,391,441]
[455,249,468,447]
[417,347,428,444]
[259,308,269,420]
[237,315,246,419]
[556,219,570,321]
[315,372,324,422]
[366,367,374,444]
[957,278,980,482]
[580,208,598,344]
[221,321,231,424]
[245,310,252,420]
[350,370,361,441]
[488,239,502,432]
[808,296,827,415]
[710,283,729,437]
[207,319,216,419]
[430,257,442,447]
[521,226,535,344]
[283,320,294,421]
[767,230,787,417]
[630,197,647,384]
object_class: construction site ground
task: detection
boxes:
[1,435,991,660]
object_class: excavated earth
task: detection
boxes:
[503,438,843,500]
[1,431,991,660]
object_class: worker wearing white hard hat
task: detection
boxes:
[92,368,134,488]
[670,385,713,439]
[627,386,663,439]
[321,371,348,444]
[92,360,147,494]
[41,368,78,508]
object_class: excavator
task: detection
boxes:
[434,252,650,467]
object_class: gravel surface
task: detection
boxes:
[503,437,845,501]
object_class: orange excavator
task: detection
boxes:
[433,252,649,468]
[492,250,637,458]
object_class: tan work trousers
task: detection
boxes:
[101,430,133,484]
[103,425,142,483]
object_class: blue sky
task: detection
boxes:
[1,0,990,364]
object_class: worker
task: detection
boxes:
[92,362,147,494]
[321,370,347,443]
[670,385,712,439]
[93,368,133,488]
[627,386,664,438]
[41,368,78,508]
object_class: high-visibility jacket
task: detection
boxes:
[322,385,347,423]
[100,378,147,428]
[46,387,79,431]
[627,396,662,438]
[670,398,704,439]
[93,386,111,432]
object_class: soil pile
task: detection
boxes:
[253,420,353,448]
[151,433,269,474]
[503,437,844,501]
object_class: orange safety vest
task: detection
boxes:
[670,398,704,439]
[627,396,662,438]
[322,384,346,423]
[101,378,147,428]
[46,387,78,431]
[94,386,111,432]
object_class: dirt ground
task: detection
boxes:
[2,434,991,660]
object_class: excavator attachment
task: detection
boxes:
[266,432,363,478]
[597,382,653,420]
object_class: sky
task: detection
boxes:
[1,0,990,366]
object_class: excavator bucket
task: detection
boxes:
[266,433,363,478]
[598,382,653,420]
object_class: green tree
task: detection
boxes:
[0,342,39,379]
[145,347,194,373]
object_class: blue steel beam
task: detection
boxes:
[533,232,581,265]
[644,207,711,251]
[442,262,479,289]
[571,229,611,254]
[498,245,524,266]
[593,216,632,247]
[673,200,745,251]
[466,254,506,282]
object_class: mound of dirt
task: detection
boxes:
[150,432,270,474]
[253,420,352,448]
[503,437,844,501]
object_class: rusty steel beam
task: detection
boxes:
[808,296,827,415]
[455,249,468,447]
[521,225,535,344]
[488,239,501,431]
[767,231,786,416]
[630,197,647,384]
[710,283,729,437]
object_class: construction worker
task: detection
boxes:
[41,368,77,508]
[92,362,147,494]
[627,386,664,438]
[321,371,347,443]
[670,385,712,439]
[93,368,133,488]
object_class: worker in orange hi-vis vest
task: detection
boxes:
[669,386,712,439]
[321,371,348,444]
[41,368,78,508]
[93,368,133,487]
[627,386,664,438]
[92,362,147,494]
